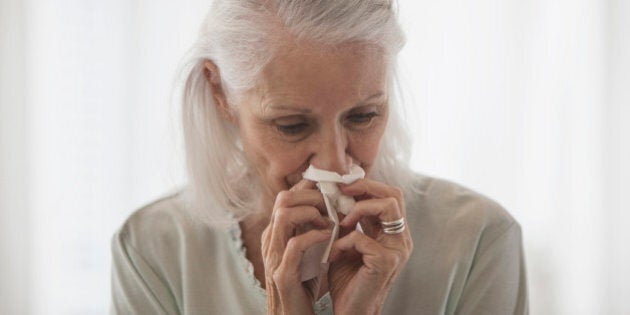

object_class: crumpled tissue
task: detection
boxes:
[299,164,365,282]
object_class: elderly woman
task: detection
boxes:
[111,0,528,314]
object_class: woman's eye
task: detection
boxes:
[276,123,309,135]
[347,112,379,124]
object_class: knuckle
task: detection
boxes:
[275,190,292,206]
[383,250,402,266]
[348,230,362,239]
[285,236,302,252]
[386,197,398,210]
[273,206,290,222]
[272,268,294,292]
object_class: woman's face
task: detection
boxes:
[233,43,389,202]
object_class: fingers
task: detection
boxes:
[337,179,411,251]
[339,179,406,235]
[267,229,331,311]
[341,179,404,211]
[268,185,329,242]
[329,230,380,261]
[272,206,331,239]
[266,185,328,241]
[340,179,403,201]
[274,229,331,286]
[274,189,326,213]
[263,180,330,272]
[265,204,331,263]
[329,231,406,273]
[340,197,403,229]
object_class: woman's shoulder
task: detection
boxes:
[111,192,257,312]
[113,191,226,260]
[117,192,187,242]
[406,173,520,247]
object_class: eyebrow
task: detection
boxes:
[266,91,385,113]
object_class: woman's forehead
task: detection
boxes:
[251,42,388,112]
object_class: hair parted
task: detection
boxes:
[179,0,415,228]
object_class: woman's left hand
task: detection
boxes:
[327,179,413,315]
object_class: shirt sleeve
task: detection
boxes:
[454,222,529,315]
[110,230,180,315]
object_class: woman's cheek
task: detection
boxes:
[273,147,311,188]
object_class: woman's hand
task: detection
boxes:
[328,179,413,315]
[261,180,331,315]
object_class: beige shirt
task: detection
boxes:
[111,174,528,314]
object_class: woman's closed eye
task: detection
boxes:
[276,122,309,135]
[272,115,311,137]
[345,111,380,130]
[347,112,379,125]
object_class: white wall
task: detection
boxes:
[605,0,630,313]
[399,1,616,313]
[0,1,29,314]
[2,0,205,313]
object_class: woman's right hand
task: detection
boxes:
[261,179,331,315]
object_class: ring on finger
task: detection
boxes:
[381,217,405,235]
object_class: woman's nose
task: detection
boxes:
[309,127,352,175]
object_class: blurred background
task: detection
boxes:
[0,0,628,314]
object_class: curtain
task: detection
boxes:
[1,0,627,314]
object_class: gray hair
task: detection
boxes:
[180,0,415,228]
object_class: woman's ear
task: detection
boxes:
[204,60,236,123]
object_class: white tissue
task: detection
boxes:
[299,164,365,282]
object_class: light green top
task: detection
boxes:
[110,174,528,314]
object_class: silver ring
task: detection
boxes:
[381,217,404,227]
[383,224,406,234]
[381,217,405,234]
